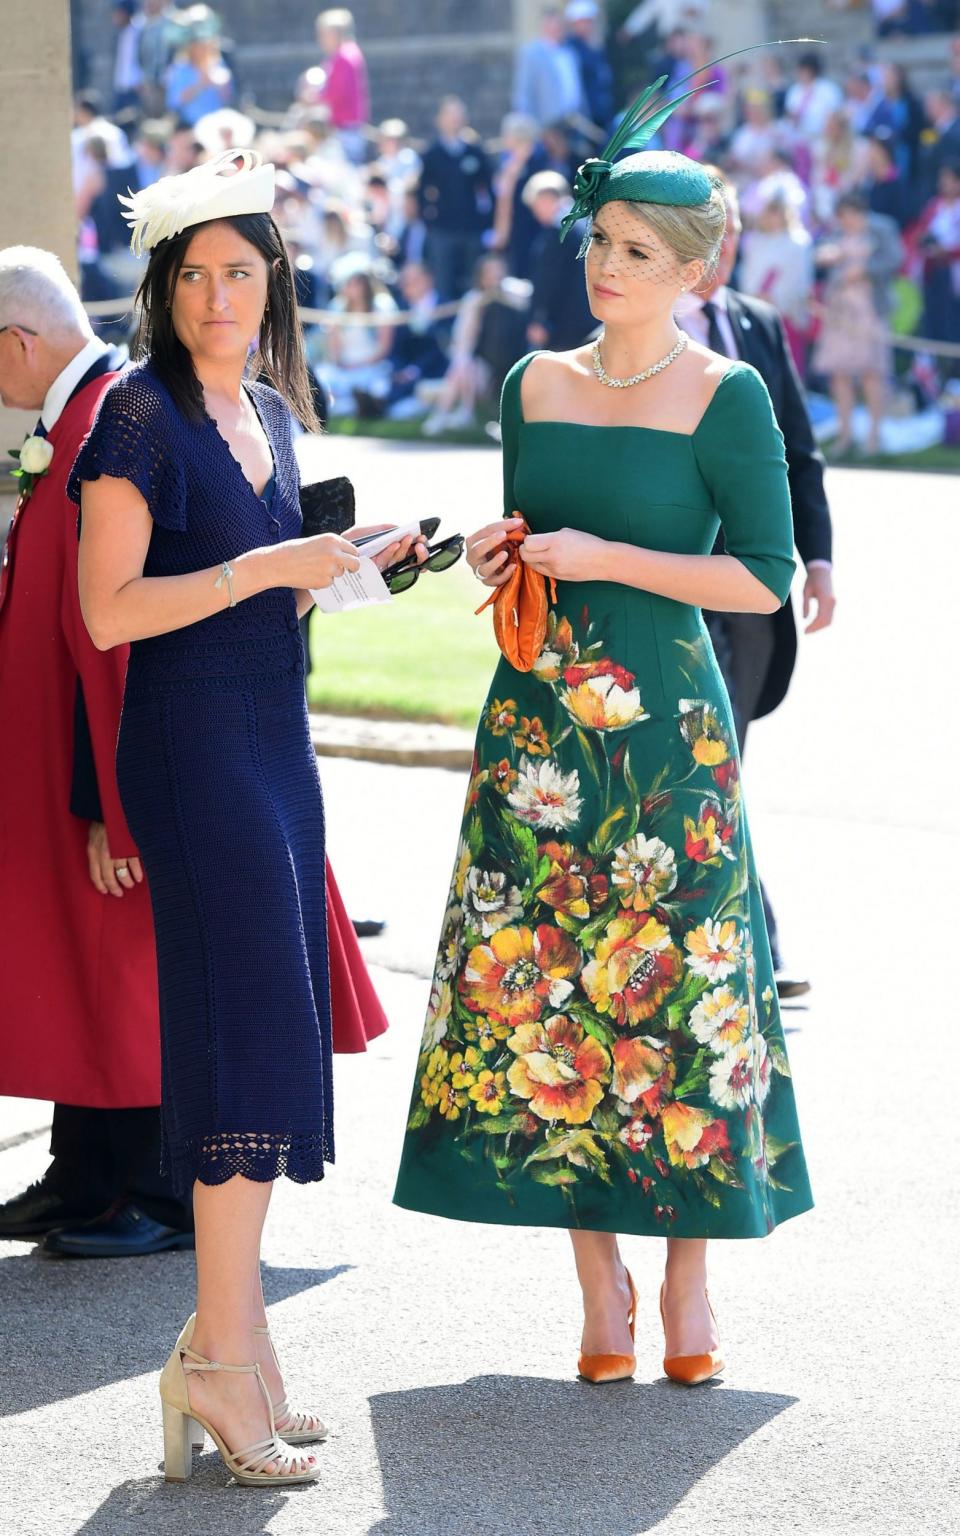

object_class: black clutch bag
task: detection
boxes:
[299,476,355,537]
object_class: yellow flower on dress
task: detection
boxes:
[438,1080,468,1120]
[453,838,471,901]
[683,918,744,982]
[420,1045,450,1108]
[661,1102,730,1168]
[581,911,683,1027]
[463,1014,511,1052]
[468,1069,509,1115]
[678,699,731,767]
[560,660,649,733]
[450,1046,484,1090]
[422,978,453,1050]
[688,984,749,1051]
[506,1014,610,1124]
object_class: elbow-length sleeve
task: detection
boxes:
[692,361,797,607]
[499,351,538,519]
[67,369,187,532]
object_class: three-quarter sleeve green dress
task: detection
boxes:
[393,354,814,1239]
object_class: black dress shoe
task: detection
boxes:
[352,917,386,938]
[0,1179,105,1239]
[40,1200,195,1259]
[775,970,812,1000]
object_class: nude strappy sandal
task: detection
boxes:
[159,1341,319,1487]
[176,1313,328,1446]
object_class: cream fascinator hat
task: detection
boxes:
[119,148,276,256]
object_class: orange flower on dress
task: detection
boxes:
[611,1037,675,1116]
[513,715,551,756]
[488,758,519,795]
[661,1102,730,1168]
[684,797,737,865]
[537,840,608,920]
[460,923,581,1026]
[581,911,683,1027]
[507,1014,610,1124]
[485,698,518,736]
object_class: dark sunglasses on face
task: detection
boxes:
[382,533,465,594]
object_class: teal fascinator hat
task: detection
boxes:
[560,39,813,247]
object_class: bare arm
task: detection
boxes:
[78,473,361,651]
[519,528,782,613]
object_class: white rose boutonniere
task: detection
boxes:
[8,433,54,500]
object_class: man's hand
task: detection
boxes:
[87,821,143,897]
[802,565,836,634]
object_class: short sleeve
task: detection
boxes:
[67,369,187,532]
[499,352,539,520]
[693,363,796,606]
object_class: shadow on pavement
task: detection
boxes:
[71,1468,314,1535]
[0,1258,350,1416]
[368,1374,797,1535]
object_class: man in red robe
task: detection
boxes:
[0,246,193,1256]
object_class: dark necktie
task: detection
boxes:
[701,300,728,358]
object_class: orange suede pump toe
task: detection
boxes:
[659,1282,725,1386]
[578,1269,638,1384]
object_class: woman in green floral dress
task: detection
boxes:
[393,143,813,1382]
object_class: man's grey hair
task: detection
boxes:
[0,247,93,343]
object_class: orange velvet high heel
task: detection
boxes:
[659,1282,725,1386]
[578,1268,638,1384]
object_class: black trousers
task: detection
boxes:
[47,1104,193,1231]
[704,610,782,967]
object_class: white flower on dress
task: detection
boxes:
[463,867,523,937]
[435,903,464,981]
[753,1032,771,1106]
[688,984,749,1052]
[708,1039,754,1110]
[506,757,582,831]
[683,918,744,982]
[422,978,453,1049]
[610,834,677,910]
[560,665,649,732]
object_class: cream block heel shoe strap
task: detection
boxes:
[176,1313,328,1447]
[160,1343,319,1487]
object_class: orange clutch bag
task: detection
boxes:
[475,517,557,673]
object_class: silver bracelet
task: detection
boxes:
[214,560,237,608]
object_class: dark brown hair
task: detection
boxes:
[133,212,321,432]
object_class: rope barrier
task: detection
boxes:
[80,292,960,356]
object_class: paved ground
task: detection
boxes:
[1,446,957,1536]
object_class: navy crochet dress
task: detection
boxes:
[68,360,334,1196]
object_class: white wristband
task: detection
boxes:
[214,560,237,608]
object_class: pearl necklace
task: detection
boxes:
[591,328,688,388]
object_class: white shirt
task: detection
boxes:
[40,336,110,433]
[676,286,738,360]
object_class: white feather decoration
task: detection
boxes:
[119,149,276,256]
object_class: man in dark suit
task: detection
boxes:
[678,172,836,999]
[524,171,597,353]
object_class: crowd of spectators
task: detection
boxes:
[71,1,960,442]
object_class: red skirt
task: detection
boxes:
[327,858,389,1052]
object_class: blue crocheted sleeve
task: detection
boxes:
[67,366,187,531]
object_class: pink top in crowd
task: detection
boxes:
[321,42,370,128]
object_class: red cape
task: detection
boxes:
[0,374,386,1107]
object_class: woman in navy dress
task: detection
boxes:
[71,153,423,1487]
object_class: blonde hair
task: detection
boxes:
[620,181,727,286]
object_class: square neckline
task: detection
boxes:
[517,358,745,440]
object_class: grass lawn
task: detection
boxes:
[307,558,498,728]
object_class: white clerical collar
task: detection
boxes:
[41,336,110,433]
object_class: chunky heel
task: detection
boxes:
[177,1312,327,1445]
[162,1399,194,1482]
